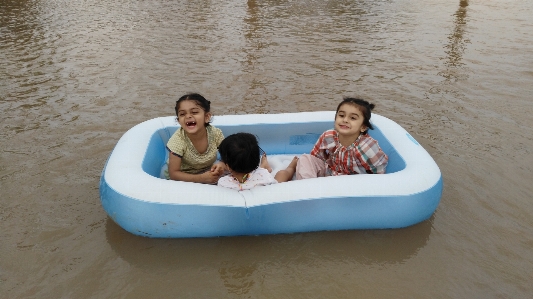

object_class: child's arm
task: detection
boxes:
[168,154,222,184]
[358,137,388,174]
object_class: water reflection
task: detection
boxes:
[238,0,378,112]
[243,0,265,67]
[105,215,432,271]
[106,217,432,294]
[0,0,33,37]
[439,0,469,82]
[1,0,41,100]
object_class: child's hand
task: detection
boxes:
[201,170,222,184]
[211,162,226,176]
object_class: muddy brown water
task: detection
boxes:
[1,0,532,297]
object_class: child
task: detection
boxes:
[217,133,298,191]
[165,93,226,184]
[296,97,388,179]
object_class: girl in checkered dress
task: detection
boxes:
[295,98,388,179]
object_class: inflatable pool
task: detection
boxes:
[99,111,442,238]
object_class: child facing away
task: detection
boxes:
[296,97,388,179]
[165,93,226,184]
[217,133,298,191]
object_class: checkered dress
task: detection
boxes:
[310,130,388,175]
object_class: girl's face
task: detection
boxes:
[176,100,211,135]
[334,103,367,138]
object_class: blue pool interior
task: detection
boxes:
[141,121,407,178]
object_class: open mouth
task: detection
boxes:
[185,121,197,128]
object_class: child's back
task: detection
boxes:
[218,133,297,191]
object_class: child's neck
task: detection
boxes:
[231,171,249,183]
[185,126,207,138]
[185,127,208,153]
[338,132,361,147]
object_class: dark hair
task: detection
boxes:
[175,93,212,126]
[218,133,261,173]
[336,97,375,133]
